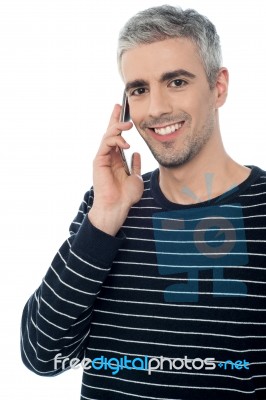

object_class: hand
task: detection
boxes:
[88,104,144,236]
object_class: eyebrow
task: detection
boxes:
[125,69,196,93]
[160,69,196,82]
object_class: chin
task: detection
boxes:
[153,150,195,169]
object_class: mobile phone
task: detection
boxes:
[119,92,131,175]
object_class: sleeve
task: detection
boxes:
[20,188,125,376]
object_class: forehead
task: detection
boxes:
[121,37,205,82]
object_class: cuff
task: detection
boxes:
[71,215,126,267]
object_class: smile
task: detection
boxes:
[152,122,184,136]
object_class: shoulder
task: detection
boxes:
[246,165,266,189]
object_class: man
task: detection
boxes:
[21,5,266,399]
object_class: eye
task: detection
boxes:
[130,87,147,96]
[169,79,187,88]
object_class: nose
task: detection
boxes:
[147,86,173,119]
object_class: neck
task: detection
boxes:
[158,133,250,205]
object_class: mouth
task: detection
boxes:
[151,121,184,135]
[145,121,185,142]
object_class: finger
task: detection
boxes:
[97,135,130,157]
[107,104,121,129]
[106,104,133,135]
[131,152,141,176]
[104,121,133,139]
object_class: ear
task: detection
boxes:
[214,67,229,109]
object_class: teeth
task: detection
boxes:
[154,123,182,135]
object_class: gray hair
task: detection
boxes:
[117,5,222,88]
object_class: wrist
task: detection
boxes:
[88,205,129,236]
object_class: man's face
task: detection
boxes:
[121,38,223,168]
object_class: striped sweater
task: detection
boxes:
[21,165,266,399]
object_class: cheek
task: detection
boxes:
[169,91,199,117]
[185,93,214,121]
[129,103,146,127]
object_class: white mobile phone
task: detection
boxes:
[119,92,131,175]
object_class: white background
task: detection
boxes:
[1,0,266,398]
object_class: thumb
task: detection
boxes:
[131,152,141,176]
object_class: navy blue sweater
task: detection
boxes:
[21,166,266,399]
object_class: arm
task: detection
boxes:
[20,190,125,376]
[20,104,144,376]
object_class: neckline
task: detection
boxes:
[150,165,262,211]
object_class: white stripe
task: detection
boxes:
[101,285,266,299]
[131,206,162,209]
[238,202,266,208]
[20,335,60,375]
[82,380,182,399]
[78,210,86,215]
[91,321,266,339]
[71,309,93,327]
[90,334,266,353]
[50,265,97,295]
[97,295,266,312]
[94,308,266,325]
[43,279,88,308]
[37,329,90,354]
[72,221,82,226]
[65,263,103,284]
[40,296,76,319]
[82,371,258,394]
[125,213,266,222]
[251,182,266,187]
[113,260,266,271]
[119,247,266,258]
[69,248,111,271]
[123,221,266,229]
[37,310,68,331]
[30,317,77,342]
[241,191,266,196]
[124,236,266,244]
[108,274,266,286]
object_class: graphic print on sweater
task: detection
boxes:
[152,204,249,302]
